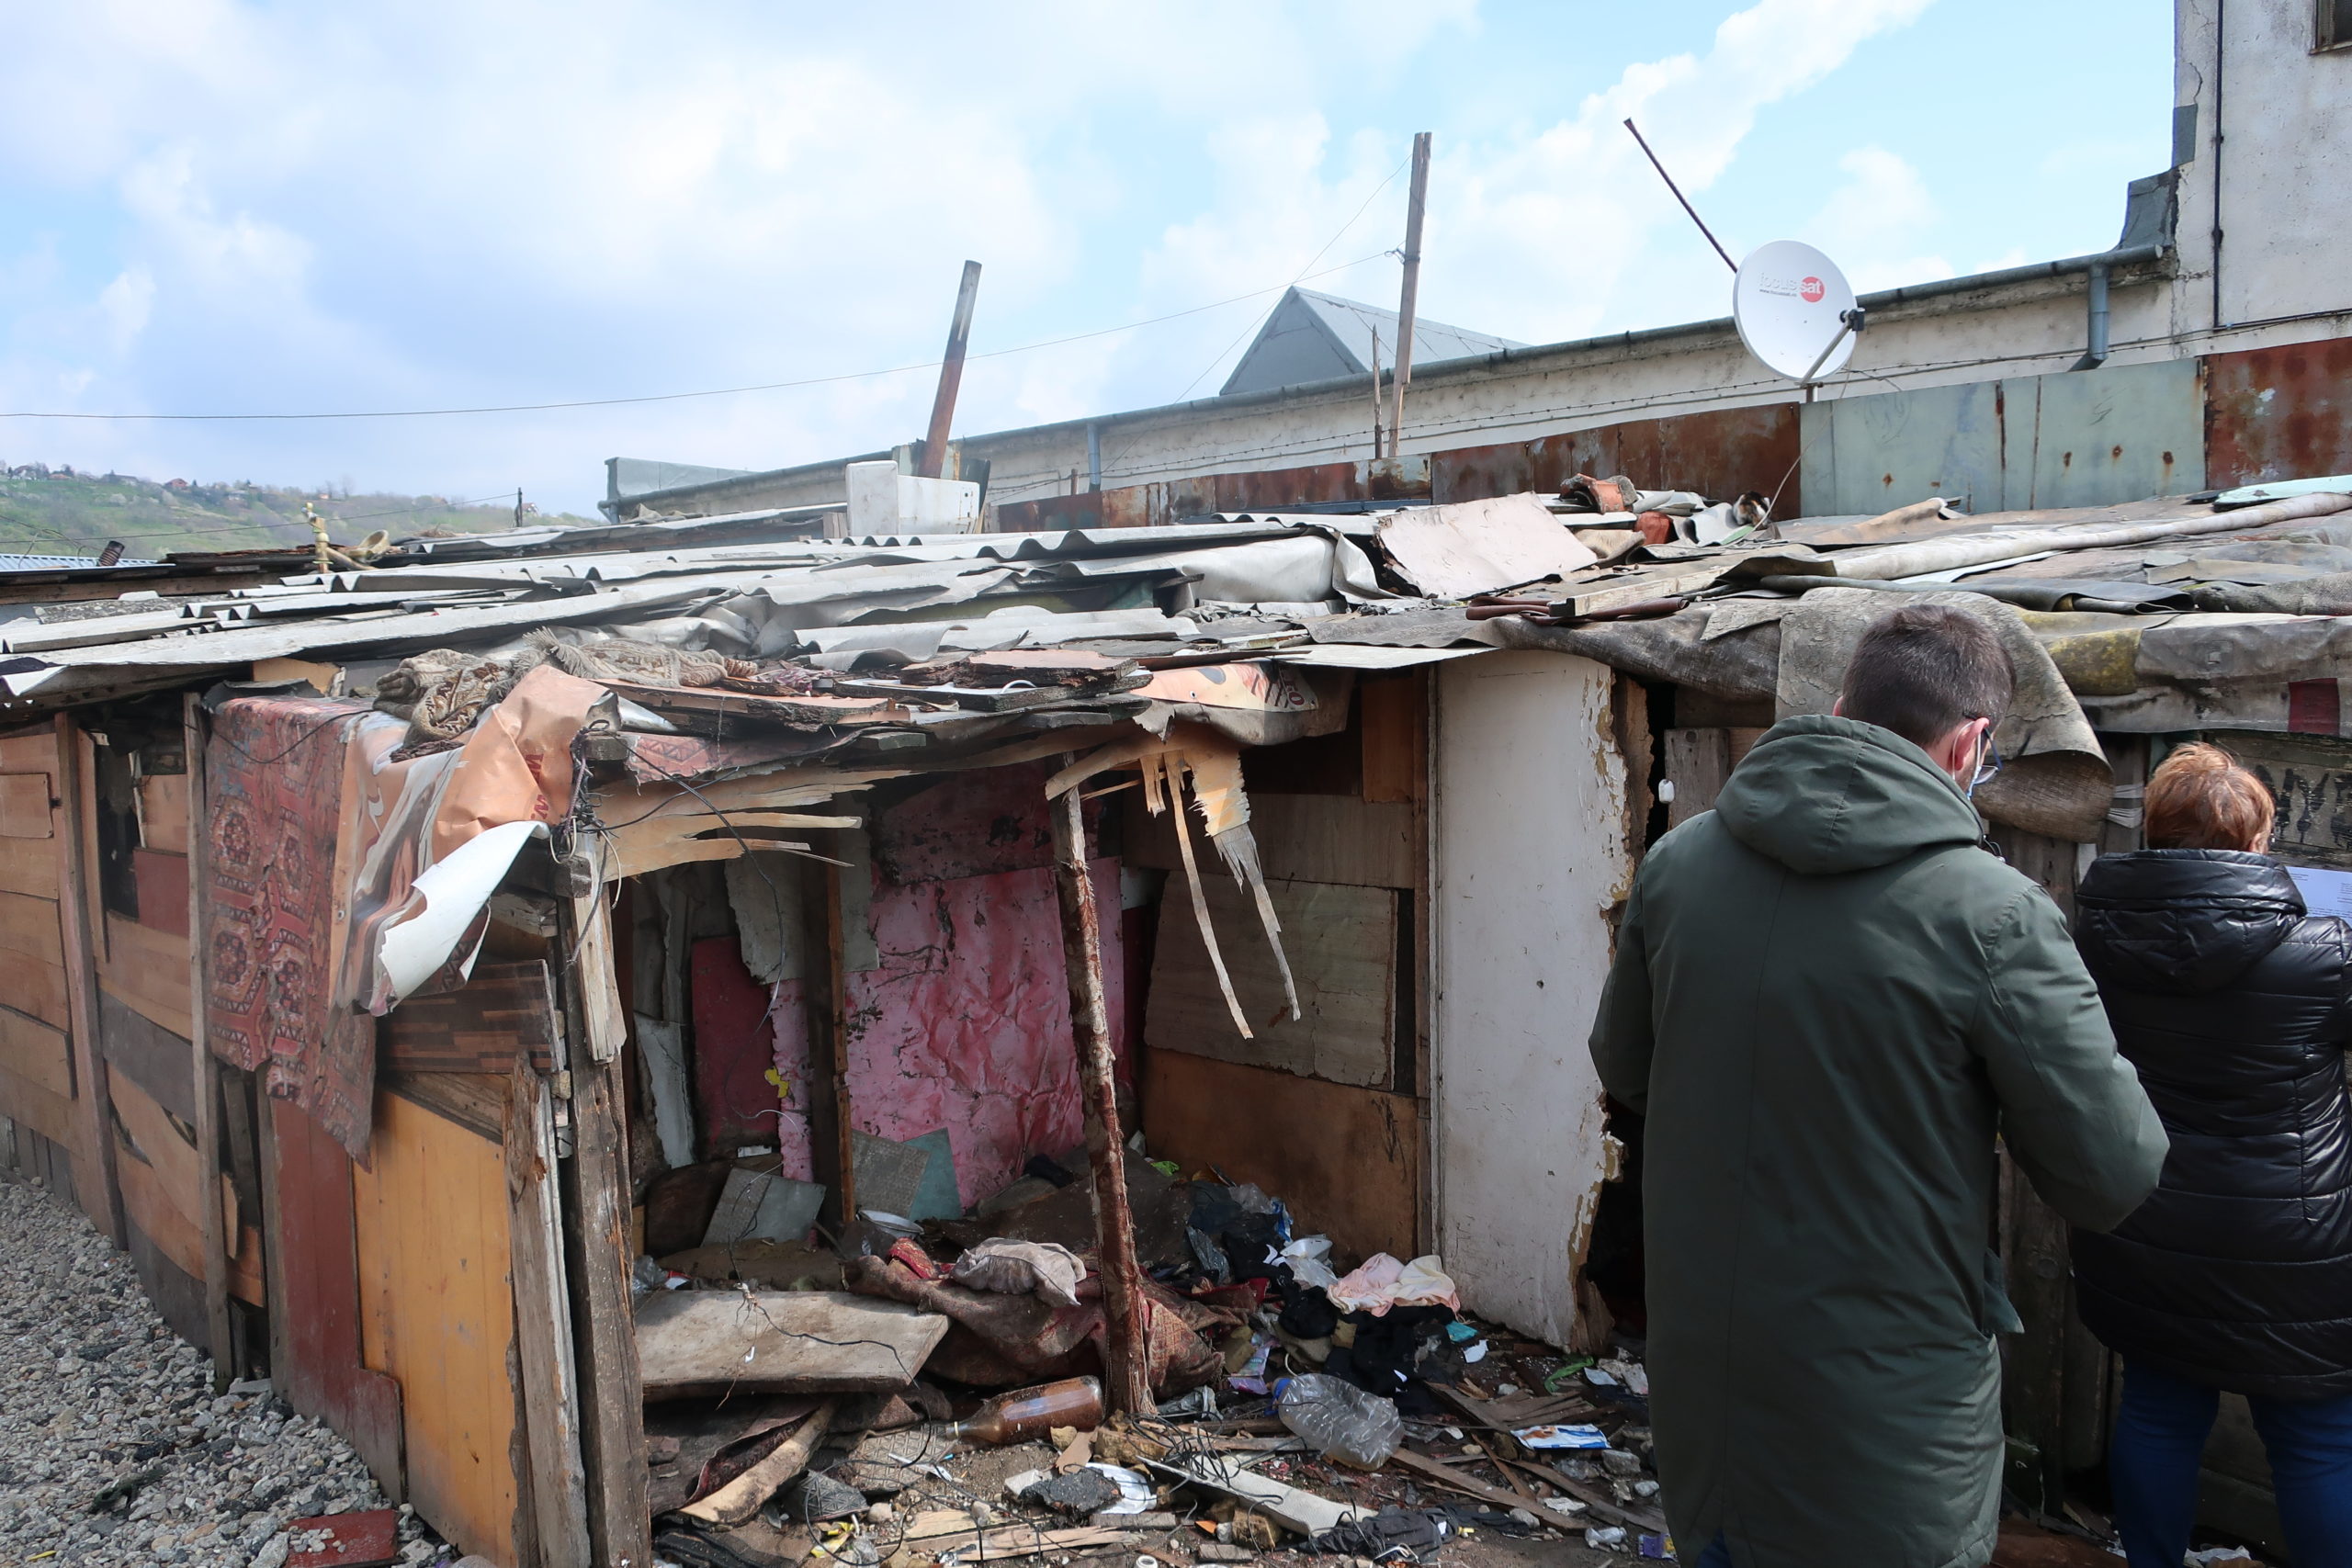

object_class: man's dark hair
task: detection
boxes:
[1838,604,2014,748]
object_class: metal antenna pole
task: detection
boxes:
[1387,131,1432,461]
[1623,118,1737,273]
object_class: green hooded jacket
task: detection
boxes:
[1589,716,2166,1568]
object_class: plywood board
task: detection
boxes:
[96,989,195,1126]
[352,1087,520,1564]
[0,889,63,967]
[1360,673,1428,806]
[131,849,190,937]
[1123,794,1416,890]
[99,913,193,1037]
[0,834,60,899]
[117,1130,204,1280]
[6,956,68,1031]
[1434,650,1625,1348]
[1142,1051,1419,1265]
[138,773,191,853]
[1146,875,1395,1087]
[0,1007,71,1100]
[267,1094,404,1495]
[635,1291,948,1400]
[0,733,55,773]
[0,773,52,839]
[0,1060,73,1147]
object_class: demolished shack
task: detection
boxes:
[1,471,2348,1561]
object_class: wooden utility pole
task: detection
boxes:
[917,260,983,479]
[1047,780,1150,1414]
[1387,132,1432,461]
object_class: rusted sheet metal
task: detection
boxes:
[1435,405,1801,513]
[1803,361,2201,517]
[1216,461,1361,512]
[993,491,1122,534]
[2205,337,2352,490]
[1430,440,1539,503]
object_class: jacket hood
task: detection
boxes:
[2075,850,2305,995]
[1714,715,1985,875]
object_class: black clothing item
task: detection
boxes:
[2074,849,2352,1400]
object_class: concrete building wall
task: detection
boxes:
[2174,0,2352,333]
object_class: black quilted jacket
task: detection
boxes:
[2073,849,2352,1399]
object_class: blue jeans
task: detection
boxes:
[2109,1359,2352,1568]
[1691,1538,1731,1567]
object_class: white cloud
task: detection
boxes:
[1806,146,1952,290]
[0,0,1939,510]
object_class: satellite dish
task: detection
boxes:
[1733,241,1860,384]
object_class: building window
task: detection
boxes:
[2321,0,2352,51]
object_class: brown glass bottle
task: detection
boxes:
[950,1377,1104,1445]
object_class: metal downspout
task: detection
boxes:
[2071,263,2112,371]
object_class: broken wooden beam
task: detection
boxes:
[679,1397,837,1528]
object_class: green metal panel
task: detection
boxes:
[1800,359,2205,517]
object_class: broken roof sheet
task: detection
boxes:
[17,475,2352,815]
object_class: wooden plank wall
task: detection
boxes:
[0,724,102,1228]
[1133,671,1431,1263]
[354,1085,523,1565]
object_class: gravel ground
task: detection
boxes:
[0,1171,455,1567]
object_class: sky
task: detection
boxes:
[0,0,2175,516]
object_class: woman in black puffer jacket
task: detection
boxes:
[2073,743,2352,1568]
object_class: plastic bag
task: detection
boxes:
[1279,1371,1403,1469]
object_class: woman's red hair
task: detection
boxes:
[2144,742,2277,852]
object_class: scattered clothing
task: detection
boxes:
[1327,1254,1462,1316]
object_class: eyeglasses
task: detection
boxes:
[1969,733,2004,791]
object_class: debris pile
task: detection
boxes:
[636,1156,1672,1565]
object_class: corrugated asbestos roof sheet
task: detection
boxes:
[13,476,2352,779]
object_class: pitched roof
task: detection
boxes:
[1220,287,1523,398]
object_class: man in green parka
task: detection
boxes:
[1589,604,2167,1568]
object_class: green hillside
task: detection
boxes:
[0,466,593,560]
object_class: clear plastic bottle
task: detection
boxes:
[1278,1372,1403,1469]
[951,1377,1104,1446]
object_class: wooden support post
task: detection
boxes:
[797,850,856,1229]
[560,850,650,1567]
[183,696,234,1391]
[53,715,124,1250]
[916,260,983,479]
[1386,131,1431,460]
[509,1064,592,1568]
[1047,781,1150,1414]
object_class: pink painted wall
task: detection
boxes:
[758,774,1133,1210]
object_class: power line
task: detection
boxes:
[0,255,1395,426]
